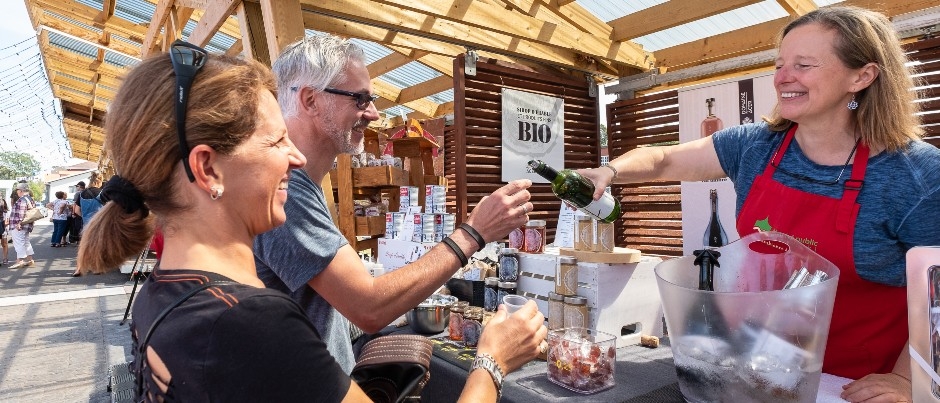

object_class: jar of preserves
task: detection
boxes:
[548,292,565,330]
[497,281,517,306]
[462,307,484,347]
[555,256,578,296]
[499,248,520,282]
[523,220,547,254]
[575,215,594,251]
[449,301,469,341]
[594,220,615,252]
[563,296,589,329]
[508,226,525,250]
[483,277,499,312]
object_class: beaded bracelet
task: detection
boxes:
[458,223,486,252]
[441,236,469,267]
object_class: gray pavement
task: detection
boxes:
[0,221,141,403]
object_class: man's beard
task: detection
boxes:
[324,113,367,155]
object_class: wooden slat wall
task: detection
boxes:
[606,90,682,257]
[907,36,940,145]
[451,55,600,241]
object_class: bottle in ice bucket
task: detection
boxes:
[527,160,621,223]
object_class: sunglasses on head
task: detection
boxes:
[169,40,208,182]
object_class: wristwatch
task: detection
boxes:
[470,353,504,401]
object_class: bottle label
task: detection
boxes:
[582,195,616,221]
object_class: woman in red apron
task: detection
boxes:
[580,6,940,402]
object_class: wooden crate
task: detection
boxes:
[328,166,409,188]
[517,251,665,342]
[356,216,387,237]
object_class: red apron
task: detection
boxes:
[736,126,907,379]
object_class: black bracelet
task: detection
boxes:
[441,236,469,267]
[458,223,486,252]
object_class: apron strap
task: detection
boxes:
[835,141,869,233]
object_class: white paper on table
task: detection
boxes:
[816,372,852,402]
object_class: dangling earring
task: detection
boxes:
[210,185,224,200]
[847,94,859,110]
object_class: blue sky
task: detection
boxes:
[0,1,79,174]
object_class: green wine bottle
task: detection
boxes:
[527,160,621,223]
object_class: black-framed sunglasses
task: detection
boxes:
[169,40,208,182]
[323,87,378,110]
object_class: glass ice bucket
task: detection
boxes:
[655,231,840,402]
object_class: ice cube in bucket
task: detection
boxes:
[655,231,839,402]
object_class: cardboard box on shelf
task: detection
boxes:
[517,250,664,343]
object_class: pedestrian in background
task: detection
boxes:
[0,192,9,265]
[46,191,69,247]
[8,182,36,269]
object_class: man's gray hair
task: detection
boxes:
[272,34,367,119]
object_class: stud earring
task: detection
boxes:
[847,94,858,110]
[210,185,224,200]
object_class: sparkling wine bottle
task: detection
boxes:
[527,160,621,223]
[702,189,729,248]
[701,98,723,138]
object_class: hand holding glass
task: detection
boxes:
[502,294,529,314]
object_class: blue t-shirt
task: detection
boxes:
[254,168,355,373]
[712,123,940,286]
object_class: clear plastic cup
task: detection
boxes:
[502,294,528,313]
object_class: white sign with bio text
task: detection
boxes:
[501,88,564,183]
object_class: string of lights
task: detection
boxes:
[0,35,71,172]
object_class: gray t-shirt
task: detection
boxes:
[254,168,354,373]
[712,123,940,286]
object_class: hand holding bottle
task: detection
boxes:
[465,179,533,244]
[529,160,621,223]
[575,166,617,201]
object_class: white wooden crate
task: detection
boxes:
[517,251,664,343]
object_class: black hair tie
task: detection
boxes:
[100,175,149,216]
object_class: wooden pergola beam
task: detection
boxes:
[236,1,270,65]
[259,0,304,60]
[373,0,649,69]
[93,0,116,25]
[299,0,622,76]
[187,0,241,47]
[775,0,818,16]
[608,0,761,41]
[142,0,174,57]
[397,75,452,104]
[500,0,613,38]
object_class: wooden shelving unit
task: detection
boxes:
[331,127,447,252]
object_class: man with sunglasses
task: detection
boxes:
[254,34,535,373]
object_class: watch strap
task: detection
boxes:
[470,352,503,401]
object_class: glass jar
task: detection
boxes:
[508,227,525,250]
[594,220,615,252]
[563,296,589,329]
[523,220,547,254]
[462,307,484,347]
[497,281,517,306]
[499,248,520,282]
[449,301,469,341]
[575,215,594,251]
[555,256,578,296]
[483,277,499,312]
[548,292,565,330]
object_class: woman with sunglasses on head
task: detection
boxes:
[78,42,544,402]
[579,6,940,402]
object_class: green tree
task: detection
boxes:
[0,152,41,179]
[28,181,44,202]
[599,124,608,148]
